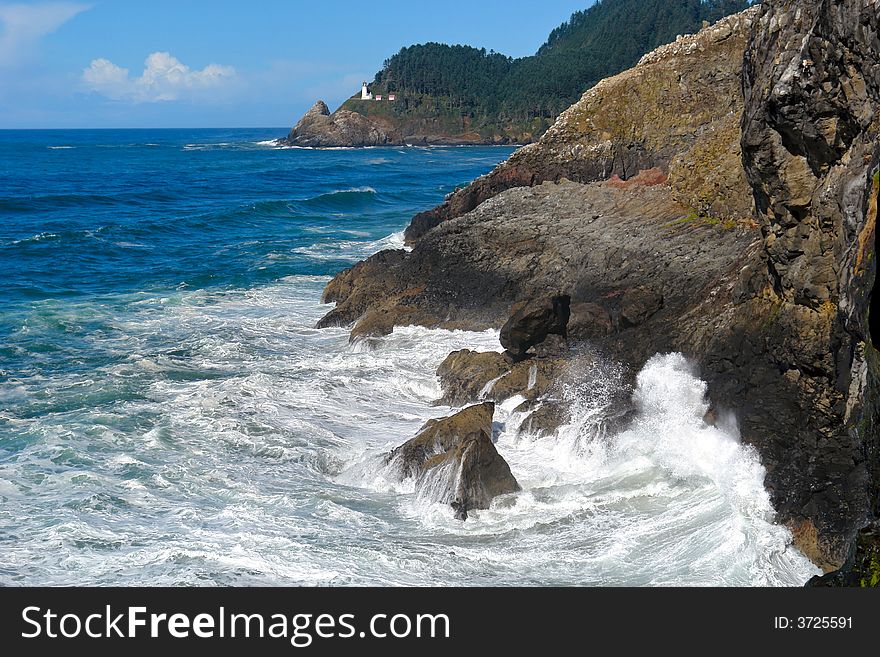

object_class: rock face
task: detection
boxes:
[698,0,880,569]
[403,8,760,243]
[435,350,510,407]
[318,3,879,573]
[807,521,880,587]
[500,295,571,361]
[280,100,404,148]
[387,403,520,519]
[319,180,759,366]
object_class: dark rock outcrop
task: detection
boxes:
[319,180,759,366]
[687,0,880,569]
[280,100,404,148]
[387,403,520,520]
[500,295,571,361]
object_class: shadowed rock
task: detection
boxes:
[807,522,880,587]
[500,295,571,361]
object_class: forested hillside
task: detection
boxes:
[341,0,751,141]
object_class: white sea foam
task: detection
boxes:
[9,232,61,245]
[292,230,407,262]
[323,186,376,195]
[354,352,820,586]
[366,230,406,251]
[182,142,232,151]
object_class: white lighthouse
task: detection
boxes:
[361,82,373,100]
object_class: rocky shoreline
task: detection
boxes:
[279,99,529,148]
[316,2,879,583]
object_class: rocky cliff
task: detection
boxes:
[404,9,759,243]
[280,97,526,148]
[733,0,879,573]
[280,2,752,149]
[316,2,879,577]
[279,100,404,148]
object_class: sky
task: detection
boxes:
[0,0,596,129]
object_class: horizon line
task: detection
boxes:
[0,126,293,131]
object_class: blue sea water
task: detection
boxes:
[0,129,819,586]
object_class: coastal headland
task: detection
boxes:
[314,2,880,584]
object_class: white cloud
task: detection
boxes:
[82,57,127,86]
[83,51,236,102]
[0,1,89,67]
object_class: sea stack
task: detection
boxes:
[279,99,404,148]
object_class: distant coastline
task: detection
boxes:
[279,0,752,148]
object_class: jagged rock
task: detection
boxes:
[280,100,404,148]
[435,350,511,407]
[320,180,757,366]
[619,287,664,328]
[500,295,571,361]
[568,302,613,341]
[387,403,520,519]
[531,333,569,358]
[349,308,397,341]
[316,249,443,332]
[696,0,880,568]
[432,431,521,521]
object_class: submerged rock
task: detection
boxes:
[387,402,520,519]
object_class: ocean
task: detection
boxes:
[0,129,819,586]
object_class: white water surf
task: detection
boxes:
[0,242,819,587]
